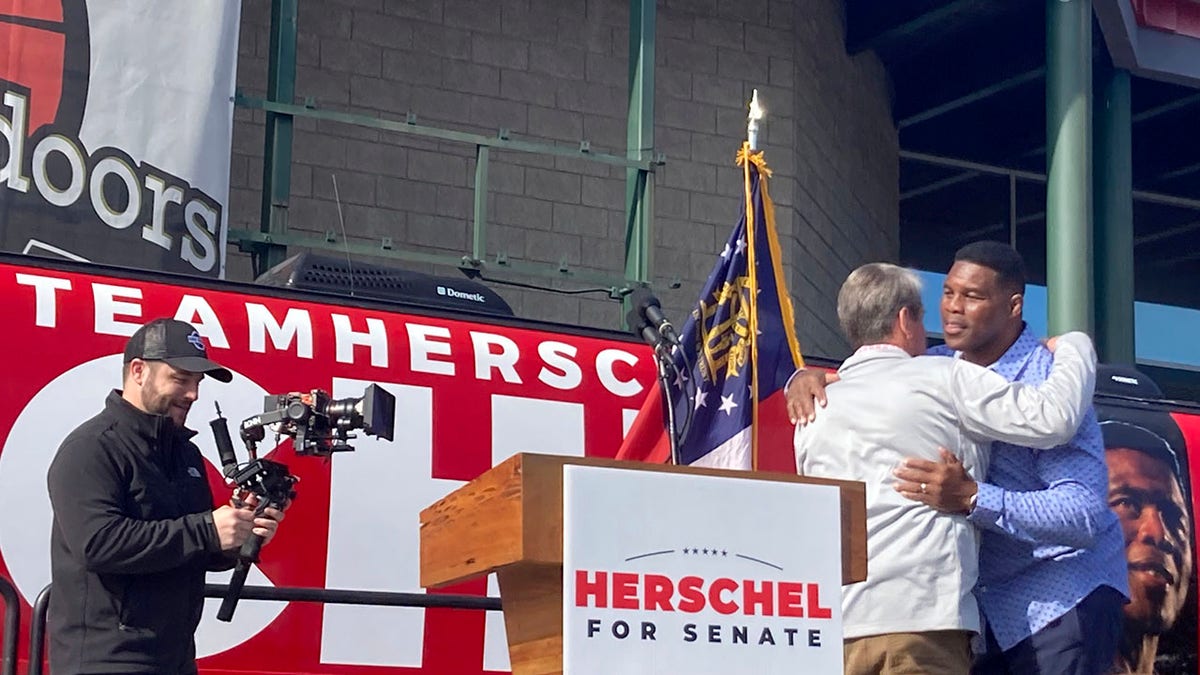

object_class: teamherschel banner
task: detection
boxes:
[0,258,657,674]
[0,2,240,277]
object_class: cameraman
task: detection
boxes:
[46,318,285,675]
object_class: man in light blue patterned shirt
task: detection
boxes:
[894,242,1129,674]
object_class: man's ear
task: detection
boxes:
[1010,293,1024,319]
[897,306,916,338]
[126,358,149,386]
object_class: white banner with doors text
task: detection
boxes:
[0,2,240,277]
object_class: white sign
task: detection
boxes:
[563,466,844,674]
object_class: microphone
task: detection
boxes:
[629,289,682,348]
[626,306,663,349]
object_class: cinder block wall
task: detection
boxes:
[229,0,898,360]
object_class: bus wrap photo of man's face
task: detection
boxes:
[1102,420,1193,635]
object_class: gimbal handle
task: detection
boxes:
[216,533,265,622]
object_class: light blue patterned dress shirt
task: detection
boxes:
[931,325,1128,650]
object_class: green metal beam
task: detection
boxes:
[257,0,298,277]
[899,67,1045,129]
[1148,159,1200,184]
[624,0,655,298]
[235,96,657,171]
[1045,0,1093,335]
[847,0,987,55]
[1131,91,1200,123]
[1094,66,1134,364]
[228,228,645,292]
[899,149,1200,211]
[470,145,489,268]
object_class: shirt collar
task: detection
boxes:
[105,389,198,450]
[839,343,911,374]
[985,323,1042,376]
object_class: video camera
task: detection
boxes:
[235,384,396,458]
[210,383,396,622]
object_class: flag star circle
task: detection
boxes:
[719,243,732,259]
[694,390,708,409]
[735,238,747,256]
[718,394,738,415]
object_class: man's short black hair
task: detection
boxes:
[954,240,1026,295]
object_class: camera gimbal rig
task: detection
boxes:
[209,384,395,622]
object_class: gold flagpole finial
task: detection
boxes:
[747,89,765,150]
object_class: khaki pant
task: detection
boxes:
[843,630,972,675]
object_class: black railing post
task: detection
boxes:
[0,576,20,675]
[26,586,50,675]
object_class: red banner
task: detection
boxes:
[0,259,657,674]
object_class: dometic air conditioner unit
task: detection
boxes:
[254,252,514,317]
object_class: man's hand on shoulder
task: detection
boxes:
[786,369,839,425]
[893,447,978,514]
[1042,331,1093,356]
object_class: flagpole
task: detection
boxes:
[745,90,763,470]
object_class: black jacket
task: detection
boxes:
[47,391,231,675]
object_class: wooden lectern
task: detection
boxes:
[419,453,866,675]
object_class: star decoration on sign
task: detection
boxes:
[681,547,729,556]
[718,393,739,415]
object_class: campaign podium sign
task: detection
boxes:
[419,453,866,675]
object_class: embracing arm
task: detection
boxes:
[897,438,1111,549]
[968,438,1111,548]
[949,331,1096,448]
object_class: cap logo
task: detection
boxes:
[187,330,206,352]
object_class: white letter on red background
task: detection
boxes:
[92,283,143,336]
[15,273,71,327]
[332,315,388,367]
[246,304,313,358]
[407,324,455,376]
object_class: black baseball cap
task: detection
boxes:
[1100,420,1182,478]
[1096,364,1163,399]
[123,318,233,382]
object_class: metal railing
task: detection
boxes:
[26,587,47,675]
[242,0,663,305]
[25,583,501,675]
[0,576,18,675]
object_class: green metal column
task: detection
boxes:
[257,0,298,276]
[1094,65,1135,363]
[1045,0,1093,335]
[624,0,655,288]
